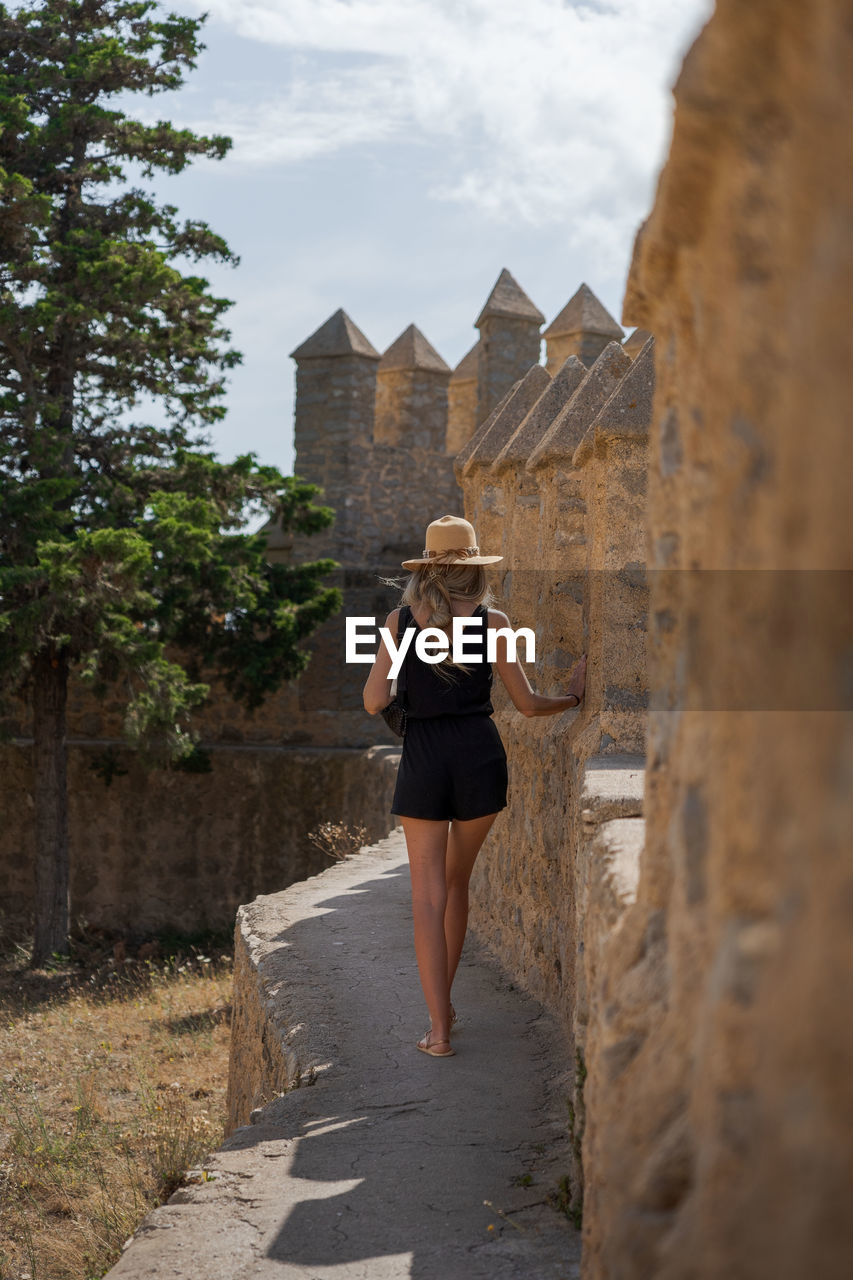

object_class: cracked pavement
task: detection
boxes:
[106,828,581,1279]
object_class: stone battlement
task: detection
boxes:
[265,271,639,752]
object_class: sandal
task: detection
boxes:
[417,1029,455,1057]
[450,1003,459,1032]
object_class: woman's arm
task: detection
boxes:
[363,608,401,715]
[488,609,586,717]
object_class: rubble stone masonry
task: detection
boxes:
[578,2,853,1276]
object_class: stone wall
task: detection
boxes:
[398,319,645,1236]
[456,332,653,1030]
[0,742,400,935]
[578,2,853,1276]
[446,341,480,454]
[444,308,653,1221]
[448,9,853,1274]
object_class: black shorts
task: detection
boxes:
[391,713,508,822]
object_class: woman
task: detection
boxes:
[362,515,587,1058]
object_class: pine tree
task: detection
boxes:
[0,1,342,965]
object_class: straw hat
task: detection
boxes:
[401,514,503,570]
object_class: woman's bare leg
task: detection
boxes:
[445,812,499,994]
[401,816,452,1043]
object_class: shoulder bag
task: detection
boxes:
[380,604,409,738]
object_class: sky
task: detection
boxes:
[141,0,715,475]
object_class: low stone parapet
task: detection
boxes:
[0,742,401,936]
[106,828,582,1279]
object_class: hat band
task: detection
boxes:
[421,545,480,558]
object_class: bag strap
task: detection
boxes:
[395,605,410,705]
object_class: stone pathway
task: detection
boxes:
[107,829,581,1280]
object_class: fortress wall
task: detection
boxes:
[374,367,449,452]
[579,2,853,1276]
[341,442,460,570]
[0,742,401,934]
[469,432,580,1025]
[458,337,652,1056]
[446,368,478,455]
[571,338,654,759]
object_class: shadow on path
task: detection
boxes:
[108,829,581,1280]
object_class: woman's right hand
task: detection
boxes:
[567,653,587,703]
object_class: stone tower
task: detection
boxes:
[374,324,450,451]
[287,307,381,563]
[446,340,480,455]
[475,268,545,425]
[543,283,624,371]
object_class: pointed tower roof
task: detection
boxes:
[450,340,480,382]
[290,308,381,360]
[544,283,624,341]
[378,324,450,373]
[475,268,545,328]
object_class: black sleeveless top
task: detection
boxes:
[398,603,495,719]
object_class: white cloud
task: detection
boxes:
[201,65,414,165]
[180,0,714,239]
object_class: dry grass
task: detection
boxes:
[307,820,368,863]
[0,929,233,1280]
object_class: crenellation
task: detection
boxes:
[572,336,655,469]
[289,308,381,362]
[452,377,520,478]
[275,306,465,747]
[622,327,653,360]
[452,270,654,1165]
[461,363,551,476]
[491,354,587,475]
[526,342,632,471]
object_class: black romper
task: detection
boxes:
[390,603,509,822]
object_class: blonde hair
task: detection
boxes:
[381,552,497,685]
